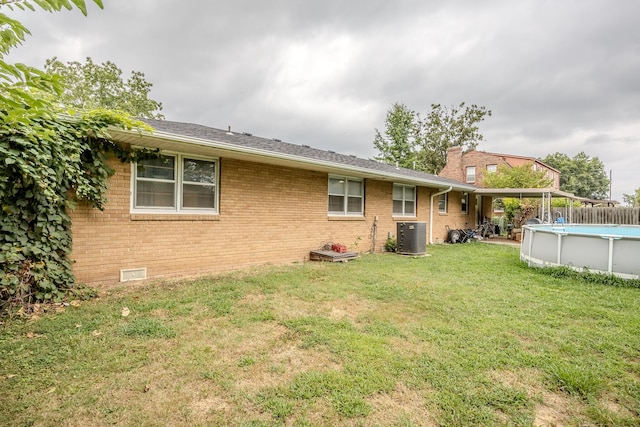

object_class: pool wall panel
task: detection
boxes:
[613,240,640,276]
[521,224,640,280]
[561,235,609,272]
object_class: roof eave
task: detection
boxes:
[108,127,475,191]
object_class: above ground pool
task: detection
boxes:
[520,224,640,279]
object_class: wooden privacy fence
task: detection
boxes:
[538,207,640,225]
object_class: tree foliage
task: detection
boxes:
[540,152,610,199]
[373,103,419,169]
[1,112,153,307]
[44,57,164,118]
[1,0,155,312]
[622,188,640,207]
[374,102,491,174]
[482,163,553,189]
[483,164,553,227]
[419,102,492,174]
[1,0,103,122]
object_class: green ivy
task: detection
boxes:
[0,109,156,311]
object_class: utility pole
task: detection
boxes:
[609,169,612,201]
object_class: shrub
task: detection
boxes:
[384,238,397,252]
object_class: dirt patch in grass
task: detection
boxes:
[268,292,373,324]
[488,368,540,389]
[236,291,268,306]
[83,365,214,426]
[322,296,373,323]
[271,344,342,373]
[599,392,636,419]
[188,391,271,426]
[487,368,579,426]
[189,395,232,421]
[234,343,343,392]
[533,391,576,427]
[188,318,342,394]
[269,295,323,319]
[367,382,438,426]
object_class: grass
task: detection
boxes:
[1,243,639,426]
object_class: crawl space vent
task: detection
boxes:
[120,268,147,282]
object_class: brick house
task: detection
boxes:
[71,119,477,286]
[439,146,561,189]
[439,146,561,220]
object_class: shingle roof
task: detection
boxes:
[137,118,475,190]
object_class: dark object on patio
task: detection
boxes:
[446,225,477,243]
[507,224,514,238]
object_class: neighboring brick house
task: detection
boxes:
[438,146,561,221]
[71,119,477,286]
[439,146,561,189]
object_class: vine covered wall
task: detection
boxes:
[0,111,152,311]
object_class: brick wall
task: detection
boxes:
[70,156,472,286]
[440,148,560,189]
[457,151,509,187]
[438,146,464,182]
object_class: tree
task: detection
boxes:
[622,188,640,207]
[1,0,103,124]
[373,102,491,174]
[540,152,610,199]
[44,57,164,119]
[482,163,553,189]
[1,0,154,311]
[418,102,492,174]
[373,103,419,169]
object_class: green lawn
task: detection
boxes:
[1,243,639,426]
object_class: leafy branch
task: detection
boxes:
[0,0,159,313]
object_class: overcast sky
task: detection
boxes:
[7,0,640,202]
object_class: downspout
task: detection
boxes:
[429,186,453,244]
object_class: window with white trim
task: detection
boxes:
[461,192,469,214]
[133,154,218,213]
[438,193,448,213]
[328,176,363,215]
[466,166,476,183]
[486,164,497,173]
[393,184,416,216]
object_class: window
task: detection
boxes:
[461,192,469,214]
[393,184,416,216]
[133,154,218,213]
[328,176,363,215]
[466,166,476,183]
[486,164,497,173]
[438,193,448,213]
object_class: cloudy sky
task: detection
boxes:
[6,0,640,202]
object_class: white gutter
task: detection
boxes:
[110,127,476,192]
[429,186,453,244]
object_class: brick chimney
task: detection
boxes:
[438,146,464,182]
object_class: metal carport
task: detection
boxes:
[473,187,578,223]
